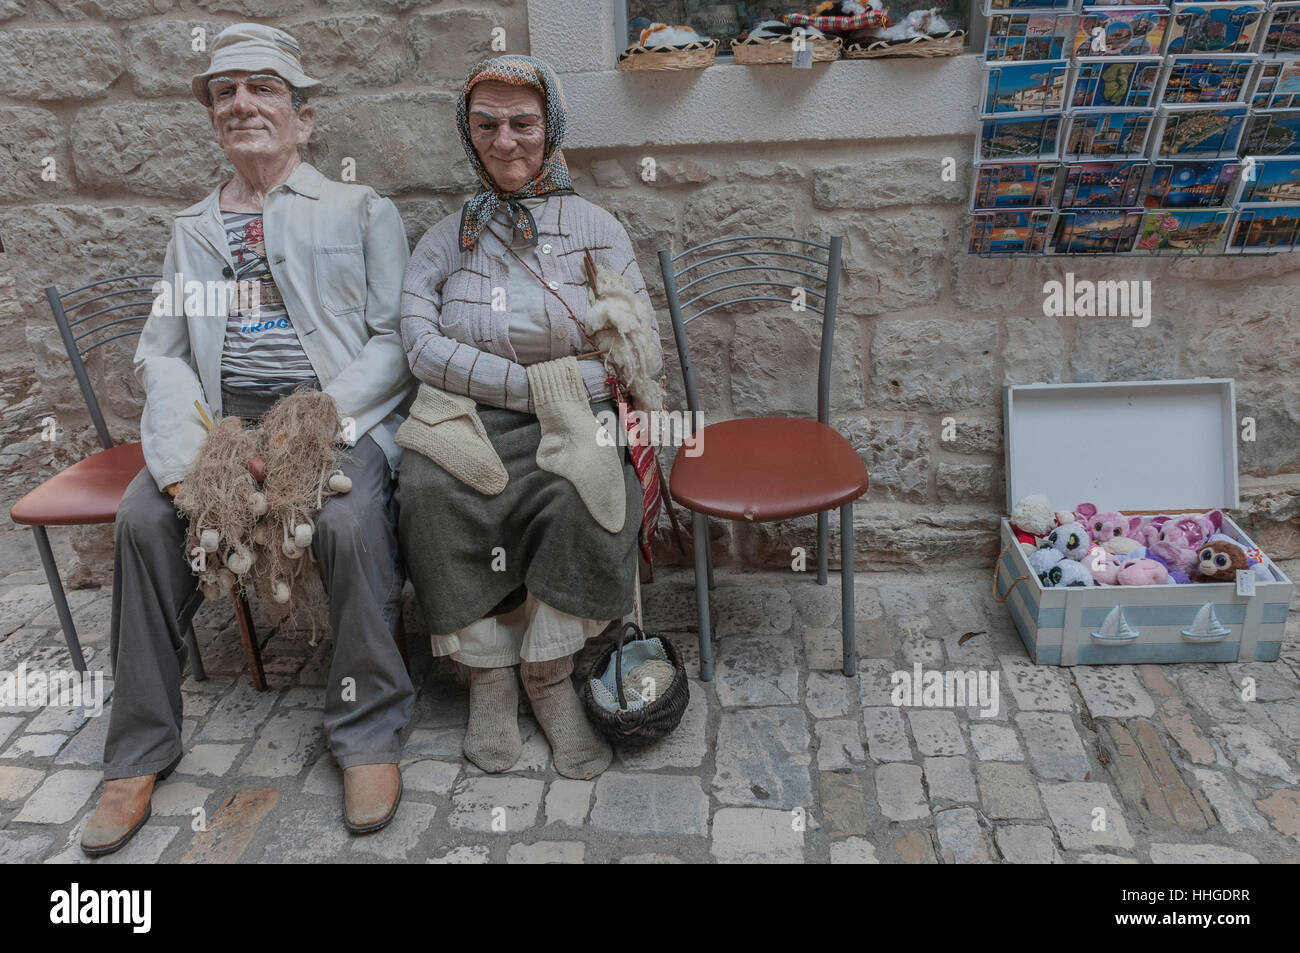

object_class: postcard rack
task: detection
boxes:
[969,0,1298,257]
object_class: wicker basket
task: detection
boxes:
[582,622,689,748]
[618,39,719,71]
[730,33,843,64]
[843,30,966,58]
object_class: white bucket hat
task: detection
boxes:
[191,23,323,107]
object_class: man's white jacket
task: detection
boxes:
[136,162,414,490]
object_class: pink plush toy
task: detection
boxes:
[1075,503,1143,555]
[1146,510,1223,576]
[1117,557,1169,586]
[1086,546,1125,585]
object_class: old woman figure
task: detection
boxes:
[396,56,663,779]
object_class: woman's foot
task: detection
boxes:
[521,655,612,780]
[463,665,522,772]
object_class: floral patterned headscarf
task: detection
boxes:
[456,55,575,253]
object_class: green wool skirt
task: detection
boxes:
[396,399,641,635]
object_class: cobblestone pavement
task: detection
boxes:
[1,524,1297,864]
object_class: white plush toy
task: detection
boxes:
[1010,493,1057,554]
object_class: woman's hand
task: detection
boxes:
[165,482,183,499]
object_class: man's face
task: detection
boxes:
[208,70,315,166]
[468,81,546,194]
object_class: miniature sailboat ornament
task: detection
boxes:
[1090,605,1139,643]
[1182,602,1231,641]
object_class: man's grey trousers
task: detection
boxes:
[102,430,414,781]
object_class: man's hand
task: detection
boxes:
[165,482,182,499]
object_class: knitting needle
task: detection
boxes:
[193,400,214,432]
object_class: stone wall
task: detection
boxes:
[1,1,1297,584]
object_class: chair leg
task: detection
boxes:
[231,591,267,691]
[840,503,856,677]
[691,511,714,682]
[185,624,207,682]
[817,510,829,585]
[705,536,716,591]
[31,525,86,673]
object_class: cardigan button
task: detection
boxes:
[548,280,560,291]
[556,327,567,339]
[541,243,553,255]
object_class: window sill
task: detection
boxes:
[527,0,981,150]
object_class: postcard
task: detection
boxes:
[984,61,1071,113]
[972,162,1062,209]
[1158,56,1256,103]
[1074,7,1171,58]
[1059,160,1150,206]
[1259,4,1300,56]
[1241,109,1300,153]
[1071,58,1164,107]
[986,11,1076,61]
[1146,159,1241,206]
[1154,105,1248,154]
[1134,208,1233,252]
[1227,203,1300,250]
[969,210,1054,254]
[1238,157,1300,201]
[1250,59,1300,108]
[1062,110,1156,157]
[1166,2,1265,54]
[978,114,1063,160]
[1051,208,1145,252]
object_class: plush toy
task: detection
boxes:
[1028,546,1064,578]
[746,20,827,39]
[1010,493,1057,550]
[1042,559,1094,588]
[1039,521,1091,562]
[1117,557,1169,586]
[1194,533,1271,583]
[1147,509,1223,576]
[813,1,880,14]
[1075,503,1144,555]
[1086,546,1125,585]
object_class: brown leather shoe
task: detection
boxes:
[343,763,402,834]
[80,775,157,857]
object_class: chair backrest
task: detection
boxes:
[44,274,161,451]
[657,235,842,425]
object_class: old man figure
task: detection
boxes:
[81,24,416,855]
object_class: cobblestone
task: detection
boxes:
[0,566,1295,863]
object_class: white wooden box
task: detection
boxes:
[995,378,1294,665]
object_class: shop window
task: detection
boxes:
[620,1,976,52]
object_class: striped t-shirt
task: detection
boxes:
[220,211,318,393]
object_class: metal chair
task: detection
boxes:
[658,236,869,681]
[9,275,268,689]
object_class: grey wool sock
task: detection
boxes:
[463,665,522,773]
[521,655,613,780]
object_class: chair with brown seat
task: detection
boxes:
[658,236,869,681]
[9,276,268,689]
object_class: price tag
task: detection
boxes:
[792,45,813,68]
[1236,569,1256,597]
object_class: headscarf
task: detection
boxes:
[456,55,575,253]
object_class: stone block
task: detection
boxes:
[0,107,70,202]
[868,318,998,413]
[0,28,121,101]
[836,416,929,502]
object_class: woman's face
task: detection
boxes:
[468,81,547,194]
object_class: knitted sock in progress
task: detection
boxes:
[521,654,613,780]
[526,357,626,533]
[463,665,522,773]
[395,384,508,496]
